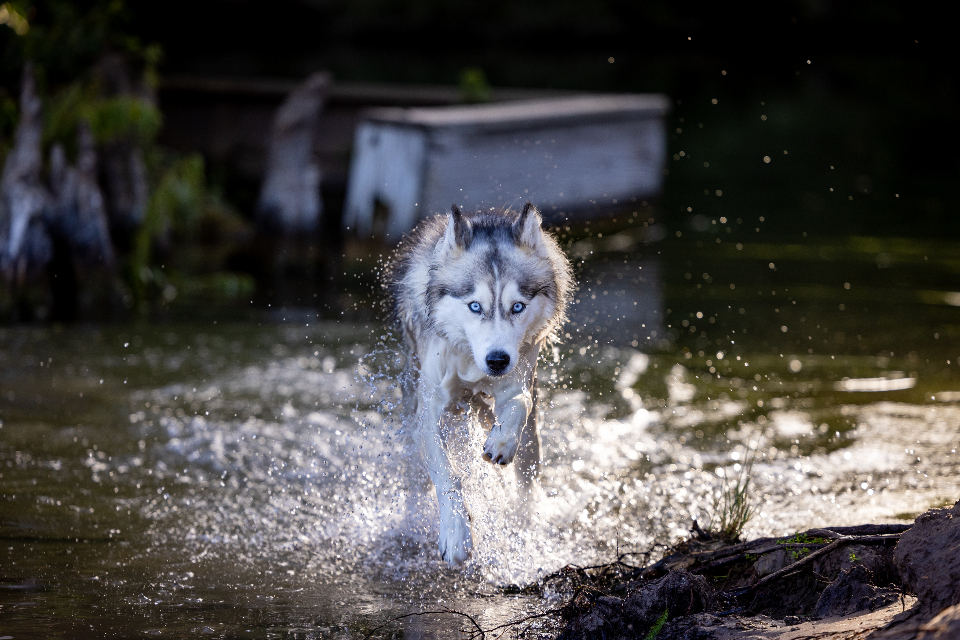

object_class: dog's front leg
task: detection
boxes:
[417,392,473,565]
[481,382,531,466]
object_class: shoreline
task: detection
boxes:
[459,500,960,640]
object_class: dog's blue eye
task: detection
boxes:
[469,301,482,313]
[512,302,526,314]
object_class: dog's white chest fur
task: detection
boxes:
[419,337,487,387]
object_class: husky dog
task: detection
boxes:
[385,203,574,565]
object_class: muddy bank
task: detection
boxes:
[489,500,960,639]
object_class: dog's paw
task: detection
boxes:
[481,431,519,466]
[438,506,473,566]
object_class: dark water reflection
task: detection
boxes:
[2,236,960,638]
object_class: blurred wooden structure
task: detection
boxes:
[158,77,572,191]
[157,78,669,241]
[342,95,670,238]
[256,72,332,234]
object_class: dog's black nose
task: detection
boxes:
[485,350,510,375]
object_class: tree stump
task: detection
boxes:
[256,71,332,234]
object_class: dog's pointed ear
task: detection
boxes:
[439,204,473,254]
[513,202,543,248]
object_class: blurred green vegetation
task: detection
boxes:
[457,67,492,103]
[128,152,253,310]
[129,153,204,303]
[44,82,162,154]
[0,0,253,319]
[1,0,143,86]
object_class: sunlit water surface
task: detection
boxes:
[3,250,960,638]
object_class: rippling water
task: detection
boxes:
[3,243,960,638]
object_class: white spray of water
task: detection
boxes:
[135,336,721,589]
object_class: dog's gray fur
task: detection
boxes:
[384,203,573,565]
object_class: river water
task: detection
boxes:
[2,234,960,638]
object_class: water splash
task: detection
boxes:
[125,332,721,592]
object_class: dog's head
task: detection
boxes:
[428,203,572,378]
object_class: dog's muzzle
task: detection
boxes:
[485,350,511,376]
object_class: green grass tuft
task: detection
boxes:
[710,449,758,540]
[644,608,669,640]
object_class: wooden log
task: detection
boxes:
[95,53,152,239]
[100,142,148,237]
[0,64,52,284]
[256,71,332,234]
[47,123,115,267]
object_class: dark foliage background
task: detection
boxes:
[3,0,956,241]
[125,0,959,240]
[1,0,957,322]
